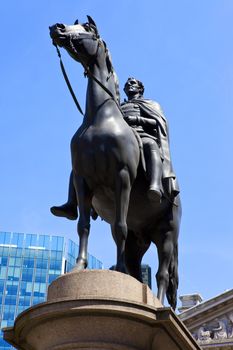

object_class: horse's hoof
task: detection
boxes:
[91,208,98,220]
[147,188,162,202]
[50,203,78,220]
[75,258,88,270]
[115,264,128,274]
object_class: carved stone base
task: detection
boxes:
[3,270,200,350]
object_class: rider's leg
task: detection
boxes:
[142,138,163,202]
[50,171,78,220]
[50,171,98,220]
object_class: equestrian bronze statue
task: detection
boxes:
[49,16,181,309]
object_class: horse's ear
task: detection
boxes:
[87,15,97,28]
[87,15,99,38]
[74,19,79,25]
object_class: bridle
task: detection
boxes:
[53,29,121,116]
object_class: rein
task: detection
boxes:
[54,44,84,115]
[54,35,121,116]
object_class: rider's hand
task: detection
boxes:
[124,115,138,125]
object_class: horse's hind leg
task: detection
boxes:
[73,174,92,269]
[112,168,131,273]
[155,218,179,309]
[125,229,150,283]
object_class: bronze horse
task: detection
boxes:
[49,16,181,309]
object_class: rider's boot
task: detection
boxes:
[147,149,163,202]
[50,200,98,221]
[50,202,78,220]
[50,172,78,220]
[50,171,98,220]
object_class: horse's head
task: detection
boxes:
[50,16,120,102]
[49,16,101,65]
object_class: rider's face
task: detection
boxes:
[124,78,140,97]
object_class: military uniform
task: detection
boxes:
[121,97,179,200]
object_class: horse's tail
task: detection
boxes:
[166,243,179,310]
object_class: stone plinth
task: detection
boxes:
[3,270,200,350]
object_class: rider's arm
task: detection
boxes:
[124,115,157,128]
[136,116,157,128]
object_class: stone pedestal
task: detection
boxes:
[3,270,200,350]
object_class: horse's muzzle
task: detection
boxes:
[49,24,67,46]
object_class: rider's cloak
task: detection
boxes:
[127,97,180,198]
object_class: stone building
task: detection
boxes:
[179,289,233,350]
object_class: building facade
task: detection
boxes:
[0,231,103,350]
[179,290,233,350]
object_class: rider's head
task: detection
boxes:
[124,77,144,99]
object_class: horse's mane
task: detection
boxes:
[84,22,120,104]
[102,40,120,104]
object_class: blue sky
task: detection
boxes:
[1,0,233,307]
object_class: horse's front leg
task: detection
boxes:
[73,174,92,269]
[111,168,131,273]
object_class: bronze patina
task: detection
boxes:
[49,16,181,309]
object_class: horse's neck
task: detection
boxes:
[84,56,119,121]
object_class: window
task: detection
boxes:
[7,267,14,279]
[4,295,17,305]
[6,283,18,296]
[18,296,31,306]
[23,258,35,268]
[0,257,8,266]
[51,236,58,250]
[22,268,34,282]
[49,274,59,283]
[26,282,33,294]
[25,235,31,247]
[35,269,47,283]
[36,258,48,269]
[38,235,50,249]
[20,281,33,296]
[8,257,15,266]
[0,280,5,294]
[39,283,46,294]
[42,250,49,259]
[0,232,11,245]
[3,310,15,321]
[49,260,62,270]
[2,247,9,257]
[14,257,22,266]
[16,248,23,257]
[12,232,24,247]
[0,267,7,279]
[12,267,20,280]
[17,305,26,314]
[9,247,17,256]
[57,236,64,251]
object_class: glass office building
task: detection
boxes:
[141,264,152,289]
[0,231,103,350]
